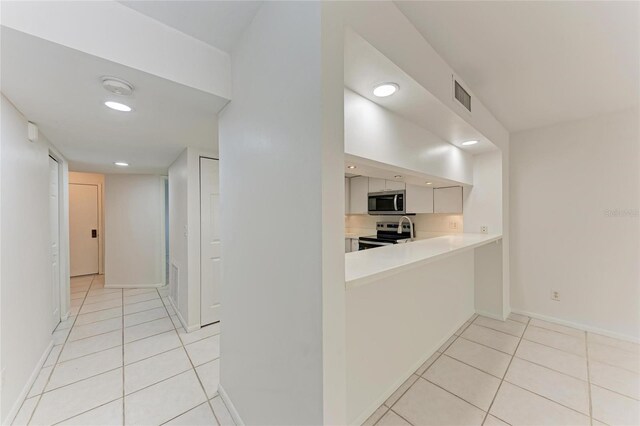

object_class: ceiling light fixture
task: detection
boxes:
[426,182,433,185]
[105,101,132,112]
[114,162,129,167]
[347,165,356,169]
[462,140,478,146]
[394,175,403,179]
[373,83,399,97]
[101,77,134,96]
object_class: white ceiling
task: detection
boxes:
[119,1,262,52]
[344,29,496,154]
[395,1,640,132]
[1,27,228,174]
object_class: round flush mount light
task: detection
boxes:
[347,165,356,169]
[373,83,399,97]
[425,182,433,185]
[105,101,132,112]
[462,140,478,146]
[102,77,134,96]
[114,162,129,167]
[394,175,403,179]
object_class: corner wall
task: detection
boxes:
[510,108,640,340]
[1,95,70,423]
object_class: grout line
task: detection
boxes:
[471,317,525,339]
[421,375,489,413]
[50,397,122,426]
[157,289,224,425]
[123,366,193,397]
[501,378,592,418]
[56,343,123,365]
[159,401,213,426]
[456,335,516,357]
[480,315,530,425]
[25,275,97,425]
[519,335,587,358]
[38,366,123,396]
[437,353,505,380]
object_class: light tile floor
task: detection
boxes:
[11,275,232,426]
[364,313,640,426]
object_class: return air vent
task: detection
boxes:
[454,80,471,112]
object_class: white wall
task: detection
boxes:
[464,150,503,235]
[345,89,474,185]
[104,174,165,287]
[1,95,70,423]
[68,172,105,274]
[218,2,344,424]
[167,146,218,331]
[510,108,640,340]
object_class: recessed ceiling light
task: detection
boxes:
[462,140,478,146]
[105,101,132,112]
[426,182,433,185]
[373,83,399,97]
[394,175,403,179]
[347,165,356,169]
[114,162,129,167]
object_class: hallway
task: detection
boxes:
[11,275,232,425]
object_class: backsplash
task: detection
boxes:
[345,213,463,238]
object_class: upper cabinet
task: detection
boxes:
[406,184,433,214]
[368,178,405,193]
[349,176,369,214]
[433,186,463,214]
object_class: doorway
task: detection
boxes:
[49,156,61,332]
[69,183,100,276]
[200,157,221,325]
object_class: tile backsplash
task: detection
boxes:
[345,213,463,238]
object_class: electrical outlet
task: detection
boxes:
[449,221,458,230]
[551,290,560,301]
[480,226,488,234]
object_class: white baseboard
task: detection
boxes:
[4,340,54,425]
[218,385,244,426]
[166,296,200,333]
[511,309,640,344]
[475,310,505,321]
[104,282,164,289]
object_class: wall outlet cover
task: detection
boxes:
[480,226,488,234]
[551,290,560,301]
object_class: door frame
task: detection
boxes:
[199,155,220,326]
[68,177,104,275]
[48,149,70,323]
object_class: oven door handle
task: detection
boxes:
[393,194,398,211]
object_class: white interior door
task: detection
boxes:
[200,157,221,325]
[69,183,99,276]
[49,156,61,332]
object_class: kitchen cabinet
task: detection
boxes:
[434,186,463,214]
[349,176,369,214]
[345,177,350,214]
[406,184,434,214]
[368,178,406,192]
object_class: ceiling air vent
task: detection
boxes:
[454,80,471,112]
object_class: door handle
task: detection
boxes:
[91,229,97,238]
[393,195,398,211]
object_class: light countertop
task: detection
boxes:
[345,233,502,288]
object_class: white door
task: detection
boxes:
[200,157,221,325]
[69,184,99,276]
[49,156,61,332]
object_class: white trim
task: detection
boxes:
[5,340,53,425]
[218,385,244,426]
[511,309,640,344]
[167,295,200,333]
[475,310,505,321]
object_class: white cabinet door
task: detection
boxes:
[368,177,386,193]
[350,176,369,214]
[385,180,406,191]
[351,239,359,252]
[200,157,221,326]
[345,177,350,214]
[406,184,433,213]
[434,186,463,214]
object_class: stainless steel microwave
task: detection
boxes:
[368,191,405,215]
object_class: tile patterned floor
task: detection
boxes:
[363,313,640,426]
[11,275,232,426]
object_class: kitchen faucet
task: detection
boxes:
[398,216,414,240]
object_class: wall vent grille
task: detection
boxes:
[454,80,471,112]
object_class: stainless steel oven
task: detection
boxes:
[368,190,405,215]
